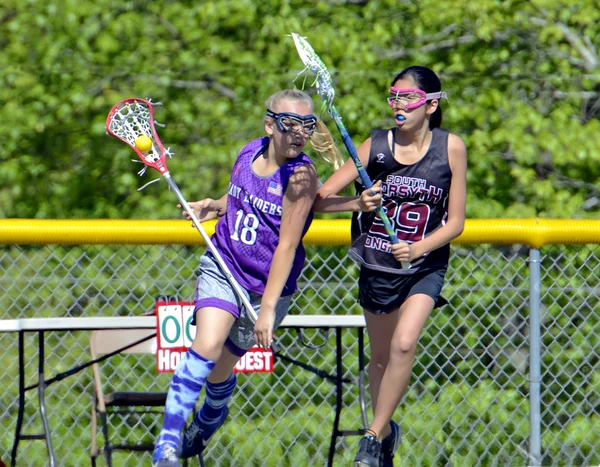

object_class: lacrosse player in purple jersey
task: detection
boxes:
[314,66,467,467]
[152,89,382,466]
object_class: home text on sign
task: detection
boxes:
[155,300,274,374]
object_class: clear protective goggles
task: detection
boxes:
[266,109,318,137]
[387,87,448,110]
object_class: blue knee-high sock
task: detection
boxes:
[156,349,215,448]
[196,373,237,430]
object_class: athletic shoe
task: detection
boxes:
[180,406,229,459]
[353,434,382,467]
[380,420,402,466]
[152,442,179,466]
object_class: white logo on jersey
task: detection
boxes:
[376,153,386,163]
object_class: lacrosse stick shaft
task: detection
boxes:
[290,33,410,269]
[329,106,411,269]
[163,174,259,322]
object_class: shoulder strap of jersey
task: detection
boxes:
[277,152,315,198]
[429,128,449,152]
[232,137,269,172]
[368,129,392,165]
[239,137,269,159]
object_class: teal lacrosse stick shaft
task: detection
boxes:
[329,105,398,242]
[290,32,409,268]
[329,105,411,269]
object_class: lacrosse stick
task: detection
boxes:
[291,33,410,269]
[105,98,259,322]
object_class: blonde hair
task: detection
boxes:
[265,89,343,171]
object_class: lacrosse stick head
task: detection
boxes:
[106,98,169,175]
[290,33,335,108]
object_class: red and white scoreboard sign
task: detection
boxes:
[155,300,274,374]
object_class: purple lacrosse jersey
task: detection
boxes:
[211,137,314,296]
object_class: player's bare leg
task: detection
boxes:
[364,310,400,421]
[370,294,434,437]
[355,295,433,466]
[191,307,237,361]
[354,310,396,467]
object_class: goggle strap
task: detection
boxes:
[426,91,448,101]
[389,88,448,101]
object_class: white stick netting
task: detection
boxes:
[108,100,153,145]
[108,100,161,165]
[291,33,335,106]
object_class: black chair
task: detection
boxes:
[89,328,195,466]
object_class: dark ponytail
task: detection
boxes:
[429,107,442,129]
[391,66,443,129]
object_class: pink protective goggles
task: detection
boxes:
[387,87,448,109]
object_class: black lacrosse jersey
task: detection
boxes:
[349,127,452,275]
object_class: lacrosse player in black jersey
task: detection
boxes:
[315,66,467,466]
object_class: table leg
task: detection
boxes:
[358,328,368,430]
[38,331,56,466]
[327,327,343,467]
[11,332,25,467]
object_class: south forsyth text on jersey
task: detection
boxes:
[383,175,444,204]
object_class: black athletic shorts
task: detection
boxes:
[358,267,448,315]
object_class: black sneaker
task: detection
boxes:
[380,421,402,466]
[353,434,382,467]
[180,406,229,459]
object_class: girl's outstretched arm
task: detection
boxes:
[313,138,372,212]
[178,193,228,223]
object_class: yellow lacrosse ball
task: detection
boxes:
[135,135,153,152]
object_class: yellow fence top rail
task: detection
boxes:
[1,218,599,248]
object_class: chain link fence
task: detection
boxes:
[0,240,598,466]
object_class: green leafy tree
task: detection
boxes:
[1,0,599,220]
